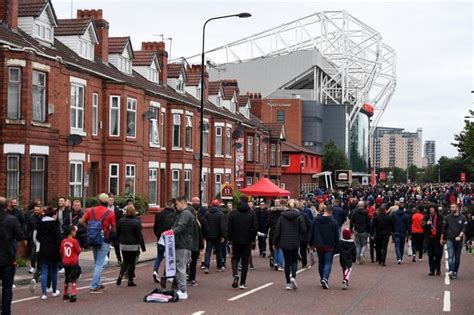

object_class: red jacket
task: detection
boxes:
[61,237,81,266]
[411,213,424,234]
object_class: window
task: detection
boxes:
[247,136,254,162]
[149,106,160,146]
[282,154,290,166]
[185,115,193,150]
[109,96,120,136]
[127,98,137,138]
[92,93,99,136]
[125,164,136,196]
[225,173,231,184]
[34,22,53,42]
[8,68,21,119]
[70,84,85,131]
[79,40,93,60]
[225,127,231,157]
[149,68,159,83]
[6,155,20,199]
[148,168,158,204]
[215,173,222,197]
[160,111,165,147]
[202,173,208,204]
[246,176,253,187]
[215,127,223,156]
[69,161,83,197]
[119,57,132,74]
[184,170,191,201]
[216,95,222,107]
[256,137,260,163]
[276,110,285,123]
[173,114,181,148]
[109,164,119,195]
[264,142,268,165]
[172,169,180,198]
[271,143,276,166]
[31,156,45,203]
[32,71,46,122]
[203,125,209,154]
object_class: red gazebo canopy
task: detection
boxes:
[239,178,290,197]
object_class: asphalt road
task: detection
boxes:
[11,243,474,315]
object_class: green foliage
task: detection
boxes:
[452,109,474,168]
[232,190,242,207]
[322,141,351,174]
[377,167,407,183]
[16,257,29,267]
[438,156,473,182]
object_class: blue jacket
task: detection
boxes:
[309,215,339,251]
[391,208,410,235]
[332,206,347,227]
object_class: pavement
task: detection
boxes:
[9,242,474,315]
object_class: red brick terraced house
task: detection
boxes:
[0,0,287,207]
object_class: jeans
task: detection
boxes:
[40,263,58,295]
[231,244,251,285]
[204,239,223,269]
[412,233,424,259]
[175,249,191,292]
[273,247,284,267]
[0,265,14,315]
[393,233,406,261]
[446,239,462,273]
[221,240,229,266]
[375,235,390,264]
[316,250,334,281]
[91,242,110,289]
[153,244,165,273]
[258,235,267,255]
[427,238,442,273]
[354,231,368,258]
[282,249,298,283]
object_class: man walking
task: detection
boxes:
[108,195,123,265]
[441,203,467,279]
[80,193,115,293]
[227,195,258,289]
[391,202,410,264]
[204,199,226,273]
[309,205,339,289]
[255,201,269,257]
[350,201,370,263]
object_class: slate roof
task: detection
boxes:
[108,36,130,54]
[167,63,184,79]
[133,50,156,66]
[55,18,91,36]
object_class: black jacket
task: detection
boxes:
[422,212,443,241]
[153,207,177,240]
[338,239,357,268]
[26,213,42,241]
[255,207,269,234]
[57,207,72,234]
[372,213,393,238]
[117,216,146,251]
[332,206,347,227]
[350,207,370,233]
[36,217,61,265]
[0,209,24,267]
[273,210,307,250]
[309,215,339,251]
[267,206,285,242]
[227,203,258,245]
[204,207,225,239]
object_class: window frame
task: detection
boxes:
[69,161,83,197]
[109,163,120,195]
[171,169,180,198]
[160,111,165,148]
[225,127,231,157]
[70,83,85,132]
[276,110,285,123]
[215,126,223,156]
[185,115,193,150]
[6,155,20,199]
[92,93,99,136]
[184,169,191,201]
[32,71,46,123]
[125,164,136,196]
[148,168,158,205]
[30,155,46,203]
[149,106,160,147]
[282,154,290,167]
[271,143,277,166]
[255,136,260,163]
[109,95,121,137]
[247,136,254,162]
[215,173,222,197]
[126,97,137,138]
[172,114,182,148]
[8,67,21,120]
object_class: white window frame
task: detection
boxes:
[149,68,159,83]
[109,163,120,195]
[69,161,83,197]
[271,143,276,166]
[184,170,191,201]
[246,176,253,187]
[215,127,223,156]
[225,127,231,157]
[32,71,46,122]
[6,155,20,199]
[92,93,99,136]
[109,96,120,137]
[30,155,46,203]
[256,136,260,163]
[126,98,137,138]
[172,114,181,148]
[160,111,165,149]
[282,154,290,167]
[247,136,254,162]
[203,124,209,155]
[215,173,222,197]
[185,115,193,150]
[149,106,160,147]
[148,168,158,205]
[172,169,180,198]
[8,67,21,120]
[225,173,231,184]
[70,84,85,133]
[125,164,136,196]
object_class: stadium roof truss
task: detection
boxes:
[186,11,396,135]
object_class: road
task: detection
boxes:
[11,244,474,315]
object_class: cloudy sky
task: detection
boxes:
[53,0,473,159]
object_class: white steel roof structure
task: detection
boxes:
[186,11,396,135]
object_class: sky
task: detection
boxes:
[53,0,473,159]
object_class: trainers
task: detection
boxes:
[28,267,35,274]
[69,295,77,303]
[47,287,53,293]
[397,260,402,265]
[452,272,458,279]
[239,284,247,290]
[417,258,424,262]
[448,271,454,279]
[98,284,106,290]
[29,279,36,293]
[285,284,292,290]
[321,279,329,289]
[217,268,224,272]
[290,277,298,290]
[89,288,104,294]
[58,268,65,274]
[204,268,209,274]
[232,275,240,288]
[177,290,188,300]
[41,295,47,300]
[152,271,160,284]
[63,294,70,301]
[436,269,441,276]
[250,265,255,270]
[342,280,348,290]
[52,290,61,297]
[191,280,198,287]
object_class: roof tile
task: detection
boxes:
[55,18,91,36]
[108,36,130,54]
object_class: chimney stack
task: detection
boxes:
[142,41,168,85]
[77,9,109,62]
[188,64,209,100]
[0,0,19,29]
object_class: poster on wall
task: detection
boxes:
[235,137,245,188]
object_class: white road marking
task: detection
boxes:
[296,266,311,274]
[444,272,450,285]
[227,282,274,301]
[12,280,117,304]
[192,311,206,315]
[445,260,449,270]
[443,290,451,312]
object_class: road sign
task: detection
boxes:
[221,182,233,200]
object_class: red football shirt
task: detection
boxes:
[61,238,81,266]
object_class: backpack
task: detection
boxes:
[87,208,111,247]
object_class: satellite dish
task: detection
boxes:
[67,134,83,146]
[232,130,241,139]
[143,110,154,119]
[234,142,243,149]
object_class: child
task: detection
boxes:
[60,226,82,302]
[339,229,357,290]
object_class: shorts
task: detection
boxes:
[64,265,82,283]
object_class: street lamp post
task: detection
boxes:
[199,13,251,205]
[300,156,304,197]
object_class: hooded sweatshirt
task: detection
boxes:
[227,203,258,245]
[391,208,410,235]
[36,216,61,264]
[350,207,370,233]
[309,215,339,252]
[273,210,307,250]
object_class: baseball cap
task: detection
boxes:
[98,193,109,203]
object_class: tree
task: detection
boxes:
[452,109,474,167]
[322,141,350,176]
[438,156,473,182]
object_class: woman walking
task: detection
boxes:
[273,200,307,290]
[116,206,146,287]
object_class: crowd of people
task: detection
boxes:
[0,183,473,314]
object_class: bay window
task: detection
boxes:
[8,68,21,119]
[32,71,46,122]
[127,98,137,138]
